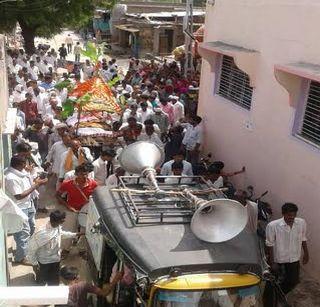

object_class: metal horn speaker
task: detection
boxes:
[191,199,248,243]
[118,141,164,174]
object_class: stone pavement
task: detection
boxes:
[287,271,320,307]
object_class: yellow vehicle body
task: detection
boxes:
[148,273,261,306]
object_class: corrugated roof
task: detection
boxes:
[115,25,140,33]
[126,10,205,19]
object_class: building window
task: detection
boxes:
[298,80,320,145]
[217,55,253,110]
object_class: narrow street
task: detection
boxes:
[1,1,320,306]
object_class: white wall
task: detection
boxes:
[0,35,8,128]
[199,0,320,278]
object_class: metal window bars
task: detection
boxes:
[218,55,253,110]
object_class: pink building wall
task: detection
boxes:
[198,0,320,278]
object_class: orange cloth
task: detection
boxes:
[64,148,85,173]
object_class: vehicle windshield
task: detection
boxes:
[153,285,262,307]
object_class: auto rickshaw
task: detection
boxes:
[86,142,287,306]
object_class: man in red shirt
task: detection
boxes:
[56,164,97,212]
[20,92,38,126]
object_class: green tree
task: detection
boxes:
[0,0,116,54]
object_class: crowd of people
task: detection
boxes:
[3,36,310,306]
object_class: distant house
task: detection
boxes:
[110,2,205,56]
[93,9,112,42]
[198,0,320,279]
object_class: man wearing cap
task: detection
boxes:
[12,84,26,103]
[149,108,169,138]
[170,95,185,124]
[12,101,26,131]
[48,123,68,150]
[92,149,117,186]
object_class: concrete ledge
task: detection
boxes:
[0,286,69,305]
[198,41,259,87]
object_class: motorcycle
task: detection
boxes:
[246,186,272,239]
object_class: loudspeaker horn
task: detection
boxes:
[118,141,164,174]
[191,199,248,243]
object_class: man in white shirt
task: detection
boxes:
[47,122,68,150]
[59,139,93,180]
[10,58,22,74]
[6,50,13,67]
[121,80,133,94]
[122,103,142,123]
[139,102,154,124]
[43,97,59,121]
[63,162,95,181]
[27,210,80,285]
[82,59,94,80]
[16,70,26,87]
[164,161,192,185]
[45,133,71,181]
[20,57,30,69]
[5,155,47,264]
[233,190,258,233]
[266,203,309,294]
[105,167,125,187]
[137,124,163,150]
[33,87,46,115]
[65,34,73,54]
[45,51,56,67]
[12,102,26,130]
[169,95,185,124]
[35,56,49,75]
[74,42,82,62]
[161,151,193,176]
[12,84,26,103]
[182,116,203,165]
[109,58,118,71]
[28,60,40,80]
[92,149,117,186]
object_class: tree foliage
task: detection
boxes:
[0,0,116,53]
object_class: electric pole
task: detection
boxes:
[184,0,194,77]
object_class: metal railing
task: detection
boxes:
[115,175,224,225]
